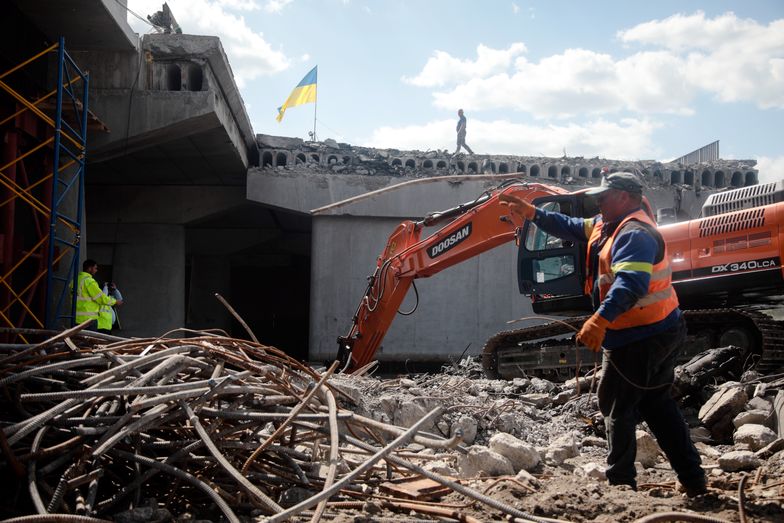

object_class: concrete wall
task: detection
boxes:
[310,215,530,363]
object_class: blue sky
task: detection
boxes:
[127,1,784,180]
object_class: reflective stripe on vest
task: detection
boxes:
[74,273,103,319]
[588,209,679,330]
[597,265,672,287]
[76,275,98,301]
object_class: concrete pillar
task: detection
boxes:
[186,254,231,332]
[112,224,185,337]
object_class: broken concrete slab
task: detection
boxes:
[718,450,761,472]
[734,424,778,451]
[395,400,436,430]
[545,432,579,466]
[733,409,772,429]
[699,385,748,440]
[489,432,541,473]
[578,462,607,481]
[636,430,662,468]
[528,377,557,394]
[521,393,552,408]
[458,446,515,478]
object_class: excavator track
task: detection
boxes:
[481,309,784,380]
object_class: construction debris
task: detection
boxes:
[1,328,784,522]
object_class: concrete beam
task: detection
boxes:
[86,185,247,224]
[12,0,137,51]
[249,170,712,223]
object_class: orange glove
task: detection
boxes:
[499,193,536,220]
[576,313,610,352]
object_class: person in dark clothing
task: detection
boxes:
[500,172,707,496]
[454,109,474,155]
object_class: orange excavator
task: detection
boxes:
[336,178,784,378]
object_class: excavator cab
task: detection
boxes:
[517,193,599,315]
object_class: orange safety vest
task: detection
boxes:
[585,209,679,330]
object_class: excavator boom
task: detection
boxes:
[337,181,566,371]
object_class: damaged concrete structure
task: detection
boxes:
[75,33,262,341]
[256,135,759,192]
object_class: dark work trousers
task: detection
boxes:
[598,316,705,489]
[455,131,474,154]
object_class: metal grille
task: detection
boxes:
[698,208,766,237]
[701,182,783,217]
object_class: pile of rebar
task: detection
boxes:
[0,324,558,523]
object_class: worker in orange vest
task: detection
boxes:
[501,172,707,496]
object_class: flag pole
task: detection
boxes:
[313,91,318,142]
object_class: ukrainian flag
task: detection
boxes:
[276,66,317,122]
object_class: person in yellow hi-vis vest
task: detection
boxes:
[74,259,123,330]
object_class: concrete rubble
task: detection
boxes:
[1,329,784,522]
[255,134,760,192]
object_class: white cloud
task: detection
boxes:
[619,11,784,109]
[263,0,294,13]
[402,43,527,88]
[615,51,695,115]
[512,3,520,15]
[757,156,784,184]
[217,0,260,10]
[127,0,290,87]
[431,49,695,118]
[300,53,311,62]
[618,11,759,52]
[364,118,660,159]
[408,12,784,118]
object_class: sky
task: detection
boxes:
[125,1,784,181]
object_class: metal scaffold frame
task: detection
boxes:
[0,37,88,339]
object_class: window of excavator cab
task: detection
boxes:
[532,255,576,283]
[525,200,573,251]
[524,200,576,283]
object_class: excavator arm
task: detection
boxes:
[336,181,568,371]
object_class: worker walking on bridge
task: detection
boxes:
[454,109,474,155]
[501,172,707,496]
